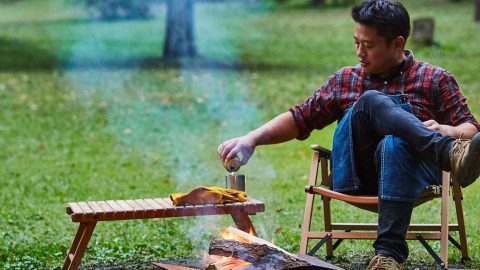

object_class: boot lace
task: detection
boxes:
[451,133,469,156]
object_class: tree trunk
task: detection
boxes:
[475,0,480,22]
[412,18,434,46]
[163,0,196,59]
[310,0,325,5]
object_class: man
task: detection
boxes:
[218,0,480,269]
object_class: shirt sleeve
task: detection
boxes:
[436,70,480,131]
[289,75,340,140]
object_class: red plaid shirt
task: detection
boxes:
[290,50,480,140]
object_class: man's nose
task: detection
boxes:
[356,44,365,58]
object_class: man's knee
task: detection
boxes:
[354,90,386,110]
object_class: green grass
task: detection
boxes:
[0,0,479,269]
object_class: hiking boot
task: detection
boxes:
[366,254,404,270]
[449,133,480,188]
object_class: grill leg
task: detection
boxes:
[63,222,97,270]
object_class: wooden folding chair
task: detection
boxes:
[299,145,469,269]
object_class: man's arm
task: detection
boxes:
[218,111,299,165]
[423,120,478,139]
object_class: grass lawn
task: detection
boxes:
[0,0,479,269]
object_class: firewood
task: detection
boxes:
[208,227,344,270]
[209,238,311,269]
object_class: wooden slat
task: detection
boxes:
[97,201,116,220]
[143,199,165,218]
[154,198,173,209]
[87,201,105,220]
[71,202,95,222]
[135,199,155,211]
[135,199,157,218]
[115,200,136,220]
[126,199,144,211]
[153,198,175,217]
[67,202,83,215]
[115,200,133,211]
[106,200,125,220]
[144,198,164,209]
[247,198,265,213]
[160,198,174,208]
[67,197,265,221]
[106,200,124,212]
[76,202,95,215]
[126,200,145,219]
[87,201,103,213]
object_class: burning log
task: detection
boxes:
[209,238,310,269]
[204,257,247,270]
[208,227,342,270]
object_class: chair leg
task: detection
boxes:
[300,151,321,254]
[452,182,469,260]
[300,192,315,254]
[322,196,334,258]
[440,171,450,267]
[62,222,97,270]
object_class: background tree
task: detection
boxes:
[163,0,196,59]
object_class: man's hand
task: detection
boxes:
[423,119,478,139]
[218,135,256,165]
[217,111,300,167]
[423,119,447,135]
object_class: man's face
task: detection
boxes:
[354,23,401,76]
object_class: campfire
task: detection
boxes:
[155,227,343,270]
[205,227,342,270]
[203,227,253,270]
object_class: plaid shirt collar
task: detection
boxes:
[362,50,414,83]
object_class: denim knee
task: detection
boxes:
[378,135,441,202]
[353,90,391,113]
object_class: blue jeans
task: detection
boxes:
[331,90,455,262]
[332,90,453,201]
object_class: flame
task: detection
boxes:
[221,229,235,240]
[209,227,253,269]
[221,227,254,244]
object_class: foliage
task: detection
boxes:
[0,0,479,269]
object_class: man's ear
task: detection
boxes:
[393,36,406,50]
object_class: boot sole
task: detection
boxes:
[456,133,480,188]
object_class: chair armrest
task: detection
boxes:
[305,185,378,204]
[310,144,331,159]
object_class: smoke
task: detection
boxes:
[63,0,279,254]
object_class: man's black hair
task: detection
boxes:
[351,0,410,45]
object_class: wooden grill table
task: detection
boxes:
[62,197,265,270]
